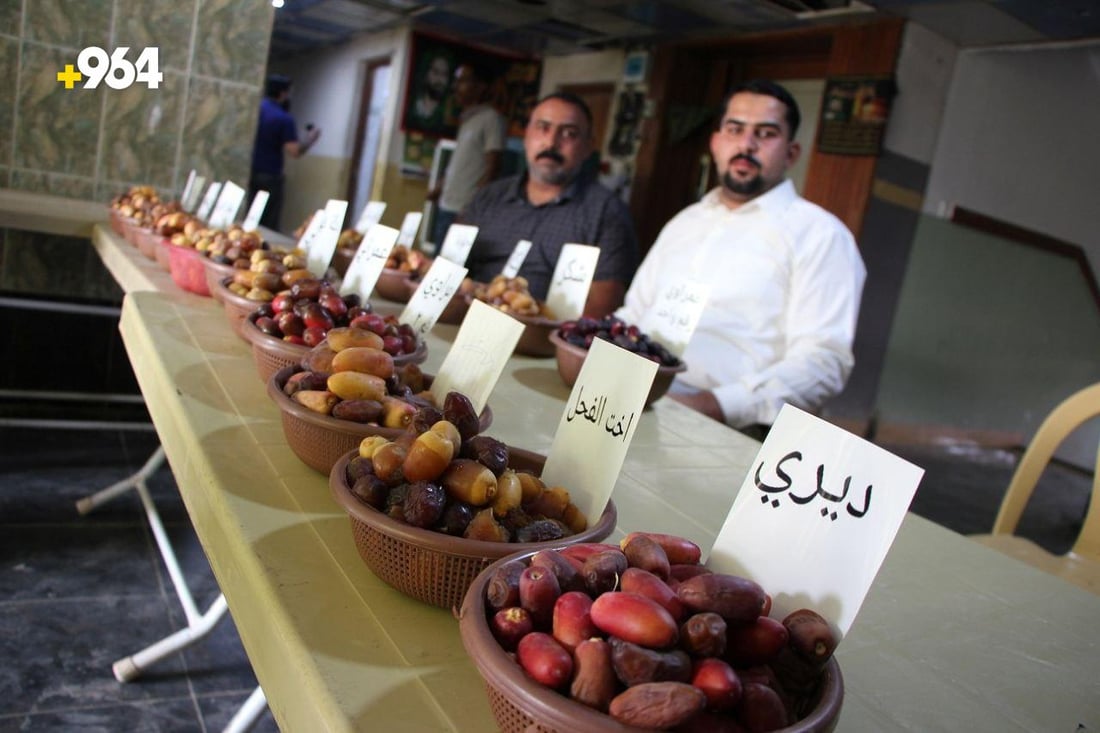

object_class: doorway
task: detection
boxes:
[347,58,391,225]
[559,82,615,162]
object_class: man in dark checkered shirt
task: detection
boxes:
[459,92,639,317]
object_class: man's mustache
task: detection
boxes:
[730,154,760,168]
[536,149,565,164]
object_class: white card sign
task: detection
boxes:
[429,299,524,413]
[195,182,222,222]
[541,338,658,527]
[340,224,399,298]
[546,243,600,322]
[395,212,424,248]
[179,170,197,210]
[400,257,468,336]
[183,175,206,213]
[640,280,711,358]
[436,223,479,266]
[708,404,924,637]
[296,208,325,255]
[208,180,246,228]
[354,201,387,234]
[306,199,348,275]
[242,191,269,232]
[501,239,533,279]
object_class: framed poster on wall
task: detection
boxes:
[816,75,896,156]
[401,32,542,140]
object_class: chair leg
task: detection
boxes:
[223,686,268,733]
[113,594,229,682]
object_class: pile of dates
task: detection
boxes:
[480,533,837,731]
[340,399,590,544]
[468,275,554,318]
[253,279,421,354]
[557,316,681,368]
[385,243,428,274]
[110,185,161,225]
[284,326,433,427]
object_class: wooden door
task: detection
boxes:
[559,82,615,155]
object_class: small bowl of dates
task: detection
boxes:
[467,275,562,358]
[458,536,843,732]
[550,317,687,407]
[328,419,617,610]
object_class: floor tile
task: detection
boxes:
[197,692,280,733]
[0,696,201,732]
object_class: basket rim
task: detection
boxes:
[241,312,309,359]
[458,550,844,733]
[267,364,493,439]
[200,255,238,277]
[548,330,687,376]
[329,448,617,559]
[216,275,267,311]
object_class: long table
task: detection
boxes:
[94,224,1100,732]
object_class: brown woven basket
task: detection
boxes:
[458,550,844,733]
[267,365,493,476]
[202,258,238,303]
[241,313,307,383]
[548,331,687,408]
[215,276,265,339]
[329,449,617,610]
[373,267,415,303]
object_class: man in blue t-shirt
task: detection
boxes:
[248,75,321,232]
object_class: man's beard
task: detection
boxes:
[530,149,573,186]
[722,170,764,197]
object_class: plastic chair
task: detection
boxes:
[971,382,1100,596]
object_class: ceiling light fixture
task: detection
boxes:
[272,0,284,8]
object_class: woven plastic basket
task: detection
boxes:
[154,236,173,271]
[202,258,238,304]
[267,365,492,476]
[458,550,844,733]
[168,243,212,296]
[329,449,617,610]
[373,267,414,303]
[548,331,687,408]
[215,276,265,339]
[241,314,307,383]
[134,226,162,261]
[108,209,129,236]
[120,218,143,247]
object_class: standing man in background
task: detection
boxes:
[427,62,505,248]
[249,74,321,232]
[617,79,866,436]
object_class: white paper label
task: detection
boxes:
[179,170,197,210]
[208,180,246,229]
[242,191,269,232]
[429,299,524,413]
[195,182,222,222]
[501,239,533,279]
[400,258,468,336]
[546,243,600,322]
[436,223,479,266]
[639,280,711,358]
[354,200,387,235]
[296,208,325,254]
[183,175,206,213]
[340,224,399,298]
[306,199,348,275]
[708,404,924,637]
[396,211,424,248]
[541,338,658,527]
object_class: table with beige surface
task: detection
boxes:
[90,225,1100,732]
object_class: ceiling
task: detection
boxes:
[269,0,1100,59]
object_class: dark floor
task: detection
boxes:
[0,425,1090,732]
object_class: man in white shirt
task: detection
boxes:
[617,79,866,434]
[427,62,505,247]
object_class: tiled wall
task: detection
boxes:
[0,0,274,203]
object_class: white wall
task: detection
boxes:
[883,22,957,164]
[270,26,411,168]
[924,40,1100,265]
